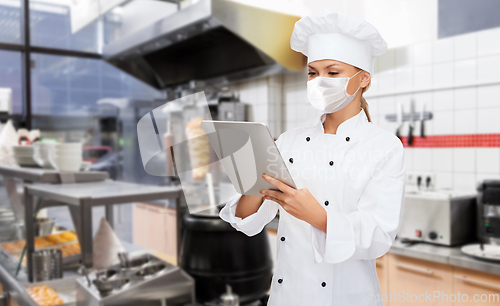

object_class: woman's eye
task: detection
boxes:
[329,72,339,76]
[308,72,316,76]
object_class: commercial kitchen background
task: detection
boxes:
[0,0,500,305]
[0,1,495,224]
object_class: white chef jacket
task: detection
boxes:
[219,108,405,306]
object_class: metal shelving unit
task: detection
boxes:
[0,165,110,226]
[23,181,184,282]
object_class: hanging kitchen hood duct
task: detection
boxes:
[102,0,305,89]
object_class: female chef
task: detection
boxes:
[219,9,405,306]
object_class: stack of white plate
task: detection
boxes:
[49,143,83,172]
[33,142,57,169]
[12,145,38,166]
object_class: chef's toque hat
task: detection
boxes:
[290,10,388,75]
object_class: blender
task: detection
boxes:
[460,179,500,262]
[477,179,500,245]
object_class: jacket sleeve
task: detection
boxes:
[311,140,406,264]
[218,133,285,236]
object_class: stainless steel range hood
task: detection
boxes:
[102,0,305,89]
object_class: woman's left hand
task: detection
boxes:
[260,173,327,233]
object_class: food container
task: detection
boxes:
[183,98,211,182]
[32,249,63,282]
[1,231,81,269]
[13,218,55,241]
[25,276,78,306]
[34,218,55,237]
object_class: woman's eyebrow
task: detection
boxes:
[308,64,341,70]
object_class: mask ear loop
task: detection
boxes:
[345,69,363,96]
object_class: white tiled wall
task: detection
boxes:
[228,74,284,138]
[369,26,500,192]
[231,26,500,192]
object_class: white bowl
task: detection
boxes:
[14,155,38,167]
[49,154,82,172]
[33,143,55,169]
[35,142,57,149]
[54,149,83,156]
[54,143,82,151]
[12,145,34,152]
[50,159,82,172]
[53,147,82,152]
[37,151,51,157]
[13,152,35,157]
[13,145,36,165]
[51,156,83,163]
[13,144,34,149]
[35,146,55,156]
[53,152,82,159]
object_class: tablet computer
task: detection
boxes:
[200,120,296,196]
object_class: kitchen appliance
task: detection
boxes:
[179,208,272,305]
[398,190,476,246]
[218,102,247,121]
[102,0,304,89]
[476,180,500,245]
[75,254,195,306]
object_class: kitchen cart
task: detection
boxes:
[0,179,186,306]
[23,181,184,282]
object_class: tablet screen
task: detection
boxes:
[201,121,296,196]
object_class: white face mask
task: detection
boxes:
[306,69,363,113]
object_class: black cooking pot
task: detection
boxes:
[179,209,273,304]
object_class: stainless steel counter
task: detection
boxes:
[386,239,500,276]
[0,240,144,306]
[0,165,109,184]
[266,217,500,275]
[25,181,182,206]
[0,165,110,224]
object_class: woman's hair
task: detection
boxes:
[358,68,372,122]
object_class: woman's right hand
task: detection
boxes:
[235,195,265,219]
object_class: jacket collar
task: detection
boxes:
[314,108,368,141]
